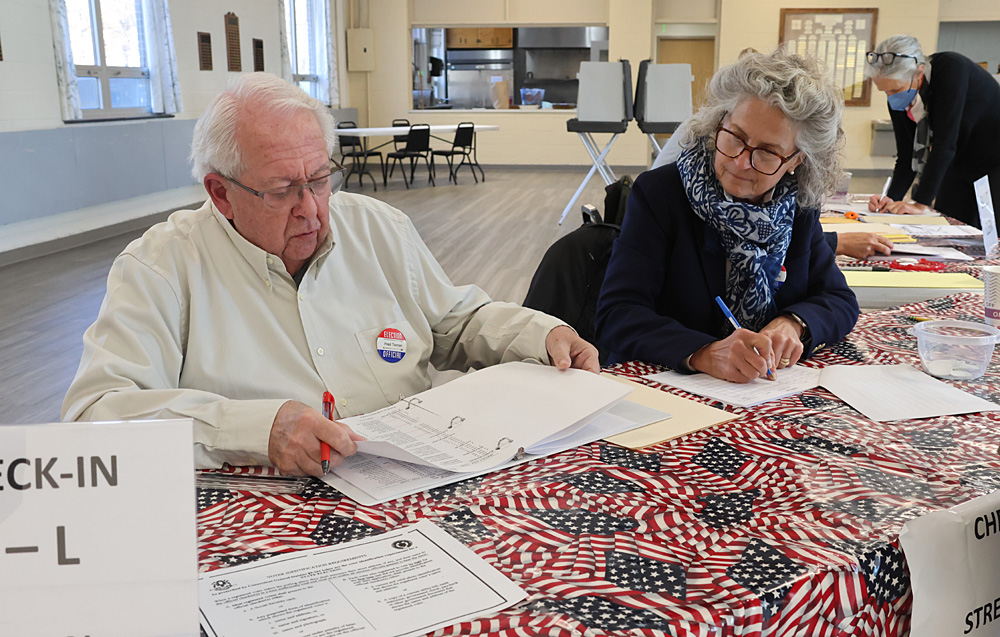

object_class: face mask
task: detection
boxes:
[887,88,917,111]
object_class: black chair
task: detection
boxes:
[431,122,485,184]
[391,118,410,151]
[337,121,385,190]
[387,124,435,189]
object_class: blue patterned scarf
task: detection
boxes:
[677,140,798,331]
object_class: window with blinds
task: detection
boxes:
[253,38,264,72]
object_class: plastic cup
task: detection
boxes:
[914,320,1000,380]
[834,172,852,201]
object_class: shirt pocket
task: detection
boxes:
[355,318,430,404]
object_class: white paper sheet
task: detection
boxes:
[871,243,974,261]
[889,223,983,237]
[818,364,1000,422]
[199,520,525,637]
[324,401,669,505]
[340,362,632,474]
[643,365,823,407]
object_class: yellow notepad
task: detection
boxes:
[843,271,983,289]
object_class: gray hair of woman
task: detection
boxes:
[190,72,338,182]
[865,35,926,82]
[680,47,845,209]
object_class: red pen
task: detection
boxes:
[321,391,334,474]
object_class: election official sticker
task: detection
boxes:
[376,328,407,363]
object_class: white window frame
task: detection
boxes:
[285,0,326,103]
[73,0,153,119]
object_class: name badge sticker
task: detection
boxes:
[376,328,407,363]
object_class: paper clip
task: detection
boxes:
[449,416,465,429]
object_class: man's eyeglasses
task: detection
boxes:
[866,51,917,65]
[714,125,800,176]
[225,161,345,209]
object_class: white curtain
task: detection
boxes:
[48,0,82,120]
[278,0,295,83]
[318,0,340,108]
[141,0,183,114]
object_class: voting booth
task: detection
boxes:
[0,420,199,637]
[635,60,694,159]
[561,59,634,224]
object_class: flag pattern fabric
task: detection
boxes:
[197,293,1000,636]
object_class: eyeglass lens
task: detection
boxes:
[261,170,344,208]
[866,52,911,64]
[715,128,784,175]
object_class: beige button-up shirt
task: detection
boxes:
[62,193,563,468]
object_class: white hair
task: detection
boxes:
[680,47,845,209]
[190,73,338,182]
[865,35,927,82]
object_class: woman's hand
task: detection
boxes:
[883,200,930,215]
[836,232,894,259]
[868,193,892,212]
[759,315,805,370]
[689,328,775,383]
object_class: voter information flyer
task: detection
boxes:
[199,520,526,637]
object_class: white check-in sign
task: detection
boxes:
[0,419,198,637]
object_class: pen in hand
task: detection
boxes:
[321,391,334,474]
[714,296,774,380]
[877,176,891,212]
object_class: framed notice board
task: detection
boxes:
[779,8,878,106]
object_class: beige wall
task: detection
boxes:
[718,0,941,171]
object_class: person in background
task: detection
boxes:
[597,48,859,383]
[866,35,1000,227]
[62,73,598,476]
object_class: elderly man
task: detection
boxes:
[63,73,598,476]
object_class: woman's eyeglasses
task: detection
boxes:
[866,51,917,65]
[714,125,800,176]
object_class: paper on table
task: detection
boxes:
[600,374,739,448]
[325,400,669,505]
[199,519,526,637]
[819,364,1000,422]
[643,365,823,408]
[873,243,974,261]
[821,221,909,235]
[842,270,983,290]
[340,362,631,474]
[889,224,983,237]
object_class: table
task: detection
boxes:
[197,293,1000,635]
[340,124,499,188]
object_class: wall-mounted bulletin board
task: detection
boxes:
[778,8,878,106]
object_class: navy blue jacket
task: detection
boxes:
[595,164,860,370]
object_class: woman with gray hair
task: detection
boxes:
[866,35,1000,226]
[596,48,859,383]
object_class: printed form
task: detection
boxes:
[200,520,525,637]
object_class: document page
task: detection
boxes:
[819,364,1000,422]
[200,519,525,637]
[643,365,822,407]
[889,224,983,237]
[326,401,668,505]
[340,362,632,474]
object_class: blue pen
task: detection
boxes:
[714,296,774,379]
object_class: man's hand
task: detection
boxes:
[836,232,894,259]
[268,400,365,477]
[868,193,891,212]
[759,315,805,370]
[689,328,775,383]
[545,325,600,373]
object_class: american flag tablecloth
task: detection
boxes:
[197,293,1000,636]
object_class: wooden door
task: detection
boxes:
[656,38,715,110]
